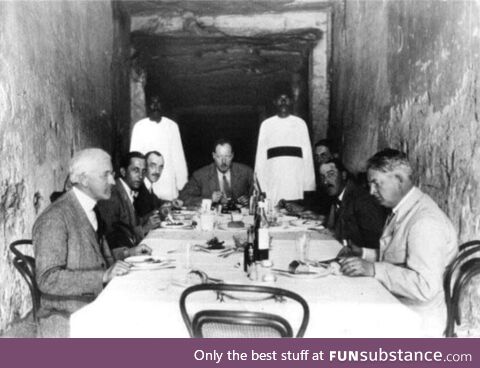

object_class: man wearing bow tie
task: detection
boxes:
[97,151,160,255]
[320,158,386,249]
[340,149,458,336]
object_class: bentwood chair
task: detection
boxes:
[9,239,41,322]
[444,240,480,337]
[179,283,309,338]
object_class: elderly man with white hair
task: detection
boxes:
[33,148,146,337]
[339,148,458,336]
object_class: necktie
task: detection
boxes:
[326,198,342,230]
[223,174,232,198]
[93,205,104,242]
[384,210,395,230]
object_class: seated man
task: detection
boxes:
[321,159,387,249]
[179,138,253,207]
[281,139,338,216]
[134,151,183,220]
[340,149,458,336]
[97,151,161,252]
[33,148,138,337]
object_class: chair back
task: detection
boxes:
[9,239,41,322]
[444,240,480,337]
[180,283,309,338]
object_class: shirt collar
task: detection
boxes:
[72,186,97,212]
[119,178,136,203]
[392,186,415,214]
[337,187,346,203]
[144,177,153,190]
[217,169,231,178]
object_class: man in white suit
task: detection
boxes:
[340,149,458,336]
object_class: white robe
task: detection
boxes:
[254,115,316,205]
[130,117,188,200]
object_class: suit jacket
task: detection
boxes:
[97,179,144,249]
[33,190,113,315]
[134,180,164,218]
[368,187,458,336]
[179,162,254,207]
[328,180,387,249]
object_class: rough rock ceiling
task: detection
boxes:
[122,0,334,17]
[123,0,332,111]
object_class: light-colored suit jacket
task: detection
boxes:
[33,190,113,314]
[367,187,458,336]
[179,162,253,207]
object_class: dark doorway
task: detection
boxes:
[177,111,260,175]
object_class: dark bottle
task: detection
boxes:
[243,227,254,272]
[254,201,269,261]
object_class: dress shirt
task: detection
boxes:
[144,178,154,194]
[217,170,231,195]
[72,186,98,231]
[119,178,136,204]
[337,187,346,204]
[362,187,415,260]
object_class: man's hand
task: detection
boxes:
[143,211,162,233]
[103,261,131,283]
[337,243,363,258]
[340,257,374,277]
[127,243,152,257]
[212,191,223,203]
[237,195,249,207]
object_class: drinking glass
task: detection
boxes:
[296,232,310,262]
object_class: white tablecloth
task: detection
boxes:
[70,228,423,337]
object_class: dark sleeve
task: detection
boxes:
[97,193,137,249]
[178,172,204,207]
[354,195,387,249]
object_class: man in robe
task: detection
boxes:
[130,96,188,200]
[254,93,315,206]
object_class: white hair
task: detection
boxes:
[69,148,111,184]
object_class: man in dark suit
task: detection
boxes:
[179,139,253,207]
[97,152,161,252]
[134,151,165,218]
[320,158,387,249]
[33,148,135,337]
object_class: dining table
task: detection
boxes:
[70,212,423,337]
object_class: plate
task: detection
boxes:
[193,245,229,254]
[124,255,154,264]
[160,221,191,229]
[272,267,331,279]
[130,261,176,271]
[289,219,324,229]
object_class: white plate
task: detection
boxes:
[130,261,176,271]
[193,245,229,254]
[273,267,331,279]
[289,219,324,229]
[124,255,154,264]
[160,221,191,229]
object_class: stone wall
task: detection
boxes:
[330,0,480,335]
[0,0,126,332]
[330,0,480,242]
